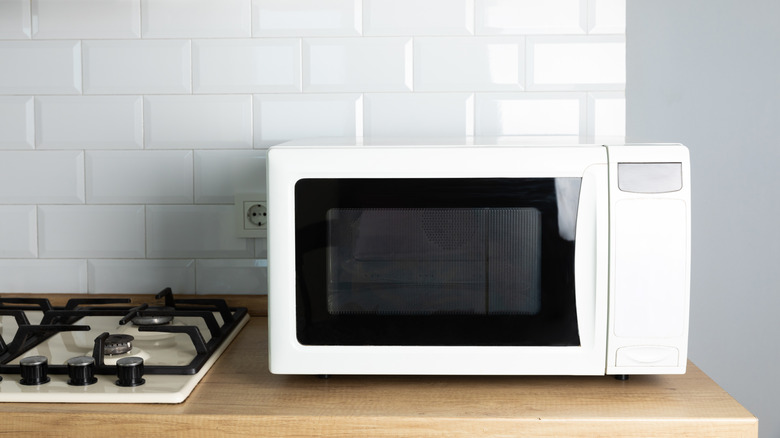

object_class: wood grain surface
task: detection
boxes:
[0,309,757,437]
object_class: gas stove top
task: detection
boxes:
[0,288,249,403]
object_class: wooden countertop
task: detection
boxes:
[0,316,757,437]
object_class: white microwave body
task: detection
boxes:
[267,139,690,376]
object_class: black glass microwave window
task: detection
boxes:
[294,178,582,347]
[326,207,542,316]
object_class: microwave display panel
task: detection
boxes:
[294,178,582,347]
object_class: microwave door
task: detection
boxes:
[293,178,582,348]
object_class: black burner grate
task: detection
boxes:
[0,288,248,376]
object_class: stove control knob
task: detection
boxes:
[19,355,51,385]
[67,356,98,386]
[116,356,145,387]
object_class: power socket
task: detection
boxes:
[246,203,267,227]
[235,194,267,238]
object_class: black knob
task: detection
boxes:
[115,356,145,387]
[67,356,98,386]
[20,355,50,385]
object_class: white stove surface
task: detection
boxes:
[0,311,249,403]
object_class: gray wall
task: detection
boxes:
[627,1,780,436]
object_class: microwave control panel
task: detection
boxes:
[605,144,691,375]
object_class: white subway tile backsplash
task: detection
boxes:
[588,92,625,137]
[35,96,143,149]
[253,94,362,147]
[589,0,626,34]
[254,238,268,259]
[88,259,195,294]
[86,150,193,204]
[144,95,253,149]
[0,206,37,258]
[0,260,87,294]
[475,93,585,136]
[364,0,474,36]
[38,205,146,258]
[253,0,361,37]
[0,41,81,94]
[528,36,625,90]
[194,150,267,204]
[0,0,624,295]
[364,93,474,137]
[32,0,141,39]
[0,151,85,204]
[196,259,268,295]
[141,0,250,38]
[0,0,32,38]
[476,0,586,35]
[192,39,300,93]
[0,96,34,150]
[146,205,254,258]
[303,37,413,92]
[414,37,524,91]
[83,40,191,94]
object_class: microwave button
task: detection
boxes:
[617,162,682,193]
[615,346,679,367]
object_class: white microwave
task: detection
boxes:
[267,138,690,377]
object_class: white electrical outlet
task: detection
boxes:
[235,194,267,238]
[246,203,267,227]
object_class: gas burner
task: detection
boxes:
[104,334,134,356]
[131,307,174,326]
[117,320,181,343]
